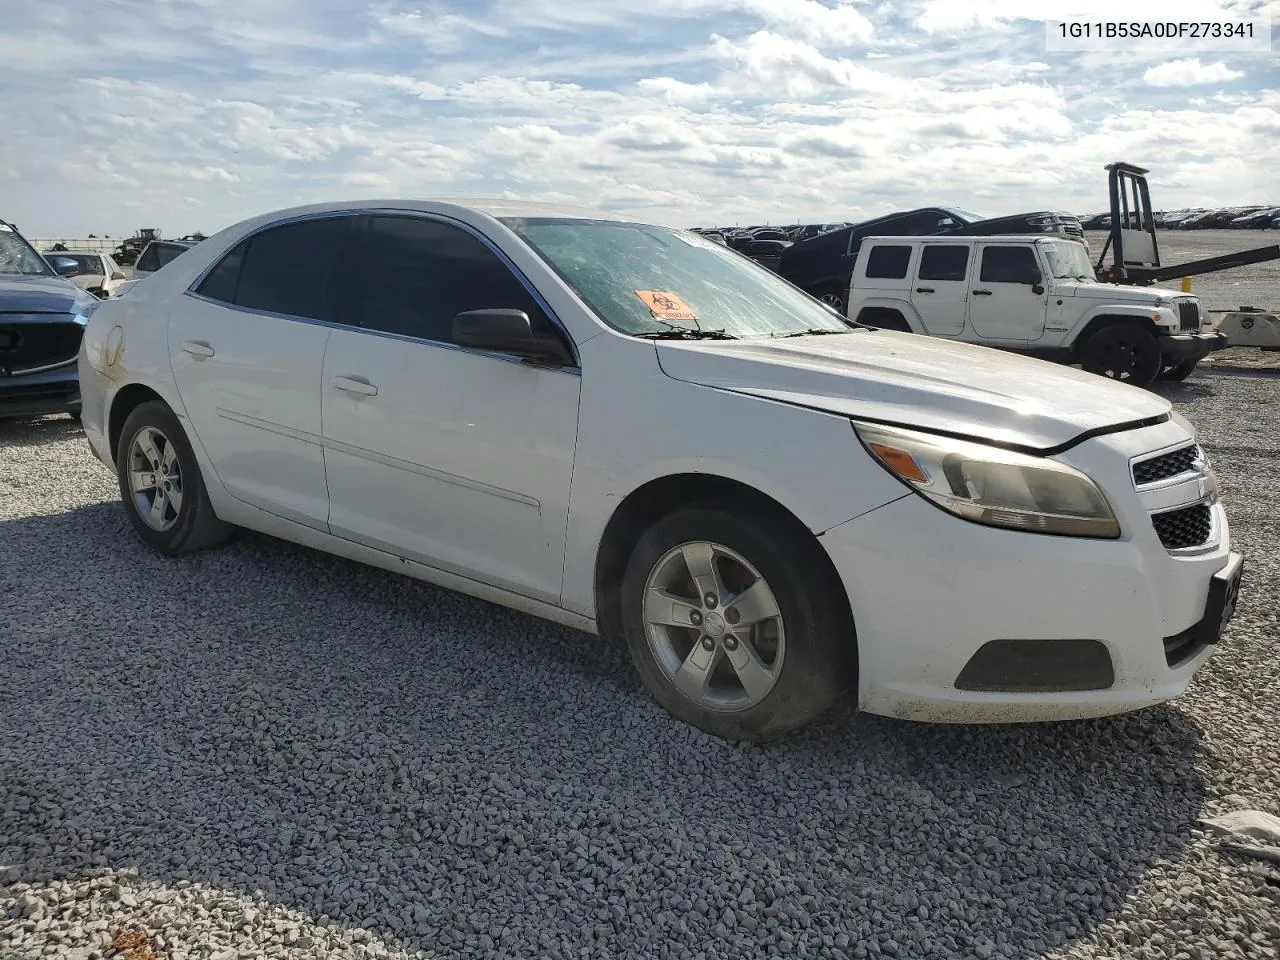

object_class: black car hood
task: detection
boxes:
[0,275,93,314]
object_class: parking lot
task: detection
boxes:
[2,371,1278,959]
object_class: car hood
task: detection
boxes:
[655,331,1171,452]
[0,275,94,314]
[1055,281,1185,302]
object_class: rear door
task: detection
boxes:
[910,243,970,335]
[967,244,1048,341]
[169,215,354,528]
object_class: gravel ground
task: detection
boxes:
[2,372,1279,960]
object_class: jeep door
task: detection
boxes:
[910,243,970,335]
[967,244,1049,340]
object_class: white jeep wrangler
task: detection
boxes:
[844,235,1227,386]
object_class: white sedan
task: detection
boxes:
[76,200,1242,740]
[44,250,130,298]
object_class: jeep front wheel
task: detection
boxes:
[1080,324,1162,387]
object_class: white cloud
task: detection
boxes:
[0,0,1273,235]
[1143,59,1245,87]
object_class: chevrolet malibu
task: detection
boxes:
[77,200,1243,741]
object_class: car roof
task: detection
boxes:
[49,250,106,256]
[219,198,663,229]
[863,234,1075,244]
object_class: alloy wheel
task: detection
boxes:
[127,426,184,532]
[642,541,786,712]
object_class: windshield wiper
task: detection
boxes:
[769,328,853,338]
[636,329,739,340]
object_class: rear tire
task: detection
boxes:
[620,504,851,742]
[1080,324,1162,387]
[1158,359,1198,381]
[116,400,231,555]
[857,309,912,333]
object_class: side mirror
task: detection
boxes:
[51,257,80,277]
[111,270,127,281]
[453,309,574,367]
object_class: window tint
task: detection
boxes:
[135,244,160,272]
[918,245,969,282]
[195,242,247,303]
[235,218,349,321]
[864,245,912,279]
[980,246,1041,284]
[155,243,188,269]
[356,216,553,344]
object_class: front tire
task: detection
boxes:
[620,504,851,742]
[1080,324,1162,387]
[116,400,231,555]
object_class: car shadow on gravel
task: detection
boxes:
[0,415,82,449]
[1,503,1209,960]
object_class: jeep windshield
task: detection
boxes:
[1042,240,1096,281]
[503,218,851,339]
[0,226,54,276]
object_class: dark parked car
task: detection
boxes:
[0,220,98,419]
[776,206,1084,312]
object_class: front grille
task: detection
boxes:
[1133,445,1199,485]
[1177,300,1200,331]
[1151,503,1212,550]
[0,320,83,375]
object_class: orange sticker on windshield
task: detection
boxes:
[636,290,698,323]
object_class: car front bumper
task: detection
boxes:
[0,365,81,419]
[821,423,1238,723]
[1160,332,1228,362]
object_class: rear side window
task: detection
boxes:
[980,246,1040,284]
[154,243,188,269]
[918,245,969,282]
[232,218,350,321]
[135,244,160,272]
[195,243,246,303]
[864,245,912,280]
[355,216,554,344]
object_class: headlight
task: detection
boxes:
[855,423,1121,538]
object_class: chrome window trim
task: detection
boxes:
[182,208,581,374]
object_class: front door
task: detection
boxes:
[321,215,581,603]
[910,243,970,336]
[167,215,353,529]
[967,244,1049,341]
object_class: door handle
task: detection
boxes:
[180,340,215,359]
[915,287,935,294]
[972,290,993,296]
[331,375,378,397]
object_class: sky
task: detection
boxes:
[1,0,1276,238]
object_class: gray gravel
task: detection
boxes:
[2,372,1279,960]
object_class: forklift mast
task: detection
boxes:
[1095,161,1279,287]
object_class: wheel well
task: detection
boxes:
[592,474,854,645]
[108,383,167,463]
[855,306,910,331]
[1073,314,1155,356]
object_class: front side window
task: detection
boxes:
[505,218,850,338]
[979,246,1041,284]
[232,218,350,321]
[865,245,912,280]
[0,225,54,276]
[136,244,160,272]
[917,245,969,282]
[355,216,555,344]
